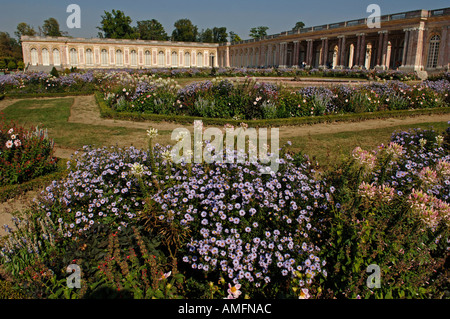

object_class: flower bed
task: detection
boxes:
[0,123,448,299]
[0,67,423,96]
[0,71,96,95]
[0,118,58,186]
[103,77,449,120]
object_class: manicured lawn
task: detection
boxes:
[1,98,172,150]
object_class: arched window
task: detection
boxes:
[144,50,151,66]
[158,51,165,67]
[42,48,49,66]
[197,52,203,67]
[30,48,38,65]
[171,51,178,67]
[86,49,94,66]
[427,35,440,68]
[70,48,78,66]
[101,49,108,66]
[53,49,60,66]
[116,50,123,66]
[184,52,191,67]
[130,50,137,66]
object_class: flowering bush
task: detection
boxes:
[320,126,450,299]
[0,118,57,185]
[147,144,328,298]
[34,145,153,236]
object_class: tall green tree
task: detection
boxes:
[229,31,242,42]
[0,32,22,63]
[249,26,269,39]
[198,28,214,43]
[293,21,305,31]
[136,19,168,41]
[15,22,36,40]
[171,19,198,42]
[97,10,138,39]
[212,27,228,43]
[40,18,67,37]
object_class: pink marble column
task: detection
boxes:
[359,33,366,66]
[401,29,410,66]
[381,31,389,68]
[339,36,346,67]
[437,26,449,69]
[355,34,361,67]
[336,37,342,66]
[306,39,313,66]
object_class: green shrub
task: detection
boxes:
[7,61,16,70]
[50,67,59,78]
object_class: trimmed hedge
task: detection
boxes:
[3,91,94,99]
[95,91,450,128]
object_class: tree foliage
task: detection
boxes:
[40,18,67,37]
[229,31,242,42]
[293,21,305,31]
[171,19,198,42]
[198,28,213,43]
[249,26,269,39]
[212,27,228,43]
[97,10,139,39]
[15,22,36,40]
[136,19,168,41]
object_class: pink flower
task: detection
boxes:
[5,140,13,148]
[14,139,21,147]
[227,283,242,298]
[299,288,310,299]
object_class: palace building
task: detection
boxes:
[21,7,449,75]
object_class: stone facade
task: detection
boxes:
[219,7,450,73]
[21,37,220,70]
[22,7,449,73]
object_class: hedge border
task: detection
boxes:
[94,91,450,128]
[2,91,94,99]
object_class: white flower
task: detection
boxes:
[162,150,173,162]
[5,140,13,148]
[159,271,171,280]
[130,162,145,177]
[147,128,158,139]
[7,128,13,134]
[419,138,427,148]
[14,139,21,147]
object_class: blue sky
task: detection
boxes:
[0,0,448,40]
